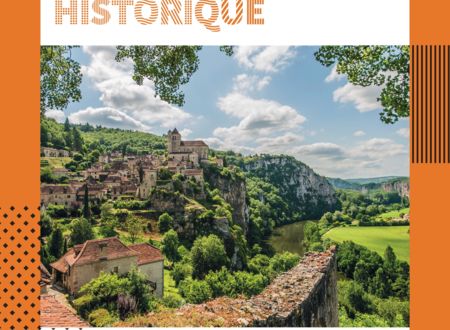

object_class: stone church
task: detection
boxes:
[167,128,209,162]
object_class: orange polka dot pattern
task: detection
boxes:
[0,206,40,329]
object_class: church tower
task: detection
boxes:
[167,128,181,153]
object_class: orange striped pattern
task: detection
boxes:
[247,0,264,25]
[222,0,243,25]
[161,0,183,25]
[55,0,78,25]
[411,45,449,163]
[111,0,134,24]
[195,0,220,32]
[135,0,159,25]
[92,0,112,25]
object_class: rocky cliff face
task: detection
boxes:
[149,188,246,269]
[203,166,250,234]
[382,179,410,198]
[243,155,339,219]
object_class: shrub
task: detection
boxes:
[158,212,174,233]
[117,294,138,321]
[234,271,267,297]
[269,252,300,274]
[178,279,212,304]
[172,262,192,286]
[162,294,184,308]
[205,267,237,298]
[73,294,96,319]
[162,230,180,263]
[88,308,118,327]
[191,235,229,279]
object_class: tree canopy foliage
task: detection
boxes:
[315,46,410,124]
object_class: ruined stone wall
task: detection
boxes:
[119,248,338,327]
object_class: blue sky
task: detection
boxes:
[47,46,409,179]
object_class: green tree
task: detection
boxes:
[48,225,64,258]
[384,245,397,270]
[64,117,71,131]
[69,218,94,246]
[40,46,82,114]
[99,202,118,238]
[40,212,53,237]
[125,216,145,243]
[314,46,409,124]
[191,235,229,279]
[72,127,84,152]
[161,229,180,263]
[158,212,174,233]
[172,262,192,286]
[178,279,212,304]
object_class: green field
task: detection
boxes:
[41,157,72,169]
[376,207,410,221]
[323,226,410,262]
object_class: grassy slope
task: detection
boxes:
[376,207,410,220]
[164,270,182,299]
[41,157,72,169]
[323,226,410,262]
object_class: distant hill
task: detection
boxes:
[346,176,408,185]
[327,176,409,192]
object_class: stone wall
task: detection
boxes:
[120,248,338,327]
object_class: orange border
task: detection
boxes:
[0,1,40,329]
[411,1,450,329]
[1,1,449,329]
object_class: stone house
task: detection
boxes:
[41,147,70,158]
[181,168,204,183]
[41,184,78,208]
[138,168,157,199]
[50,237,164,297]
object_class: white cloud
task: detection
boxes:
[46,110,66,123]
[325,65,344,83]
[396,128,410,138]
[234,46,296,73]
[179,128,192,139]
[255,133,304,154]
[289,138,408,178]
[214,92,305,146]
[333,83,382,112]
[353,130,366,137]
[233,74,271,93]
[69,107,151,132]
[70,46,192,133]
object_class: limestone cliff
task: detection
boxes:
[382,179,410,198]
[148,188,246,269]
[243,155,339,219]
[203,165,250,234]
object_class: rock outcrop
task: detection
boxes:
[118,248,338,327]
[382,179,410,198]
[203,165,250,233]
[243,155,339,219]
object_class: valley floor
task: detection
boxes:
[323,226,410,262]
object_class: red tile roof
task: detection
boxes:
[129,243,164,265]
[50,237,139,273]
[181,140,208,147]
[40,295,89,327]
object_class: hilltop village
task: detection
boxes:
[39,120,410,328]
[41,128,222,209]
